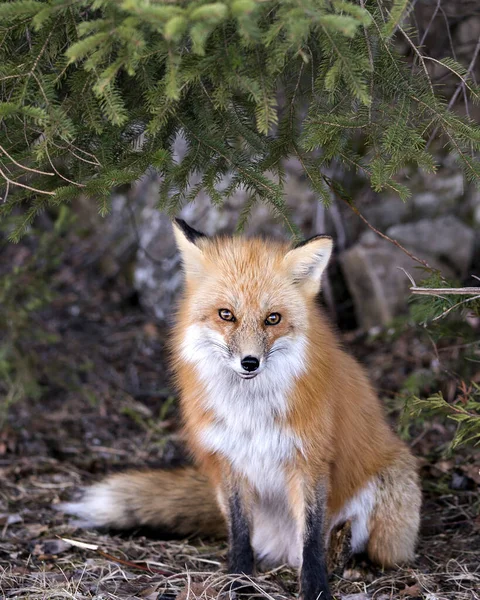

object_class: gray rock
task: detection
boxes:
[361,194,412,230]
[454,15,480,48]
[410,171,464,217]
[386,215,475,276]
[466,186,480,227]
[340,231,454,330]
[133,205,183,323]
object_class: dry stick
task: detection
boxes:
[398,24,436,97]
[0,164,55,197]
[313,159,432,269]
[45,145,85,188]
[431,294,480,321]
[418,0,442,48]
[360,0,374,123]
[410,287,480,296]
[0,144,53,177]
[399,268,480,320]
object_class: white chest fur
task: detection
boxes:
[181,324,306,494]
[201,416,298,496]
[181,324,306,566]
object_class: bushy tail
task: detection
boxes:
[58,466,226,538]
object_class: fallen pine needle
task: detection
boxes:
[60,537,174,576]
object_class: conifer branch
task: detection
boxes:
[427,35,480,147]
[0,0,478,237]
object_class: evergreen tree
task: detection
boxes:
[0,0,479,240]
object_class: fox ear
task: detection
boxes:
[172,219,207,278]
[283,235,333,294]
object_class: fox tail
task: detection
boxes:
[58,466,226,537]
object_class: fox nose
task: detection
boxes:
[241,356,260,372]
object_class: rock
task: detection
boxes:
[361,194,412,231]
[454,16,480,49]
[410,171,464,218]
[386,215,475,277]
[340,232,454,330]
[133,200,183,323]
[466,186,480,228]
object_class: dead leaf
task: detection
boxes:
[432,460,454,474]
[24,523,49,538]
[31,538,72,558]
[400,583,422,597]
[342,568,364,582]
[143,322,159,339]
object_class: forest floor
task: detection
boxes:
[0,231,479,600]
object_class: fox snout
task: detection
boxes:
[240,355,260,372]
[229,331,268,378]
[234,349,264,379]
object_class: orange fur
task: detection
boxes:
[170,231,420,569]
[60,223,421,589]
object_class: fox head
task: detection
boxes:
[173,219,332,383]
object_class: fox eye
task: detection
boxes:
[219,309,236,322]
[265,313,281,326]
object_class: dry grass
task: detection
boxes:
[0,457,478,600]
[1,531,479,600]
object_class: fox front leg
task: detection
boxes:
[227,489,255,576]
[300,483,331,600]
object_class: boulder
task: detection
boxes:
[408,168,465,218]
[340,231,455,331]
[386,216,475,277]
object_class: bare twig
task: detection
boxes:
[360,0,374,122]
[419,0,442,48]
[0,164,55,196]
[400,268,480,318]
[410,287,480,296]
[45,145,85,187]
[398,24,436,97]
[97,550,174,576]
[446,35,480,111]
[0,143,53,176]
[1,179,10,203]
[432,294,480,321]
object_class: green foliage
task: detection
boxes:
[0,0,479,238]
[412,384,480,450]
[409,272,480,328]
[0,207,71,420]
[406,273,480,451]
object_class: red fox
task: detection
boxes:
[61,219,421,600]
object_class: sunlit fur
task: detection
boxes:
[171,229,421,568]
[60,225,421,576]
